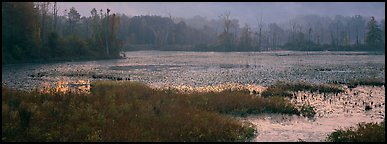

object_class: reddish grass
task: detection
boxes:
[3,81,257,141]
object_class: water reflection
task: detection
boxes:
[39,80,91,94]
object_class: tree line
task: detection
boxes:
[2,2,122,64]
[121,13,384,52]
[2,2,385,64]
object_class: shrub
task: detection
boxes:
[326,121,385,142]
[347,77,385,88]
[298,105,316,118]
[185,90,300,117]
[7,98,21,110]
[19,107,32,131]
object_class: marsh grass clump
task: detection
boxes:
[297,105,316,118]
[326,121,385,142]
[188,90,300,117]
[261,81,344,97]
[2,81,307,141]
[347,77,385,88]
[3,81,264,142]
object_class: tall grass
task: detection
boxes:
[261,81,344,97]
[347,77,385,88]
[326,121,385,142]
[185,90,300,117]
[2,81,303,142]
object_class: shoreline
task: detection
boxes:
[148,83,384,142]
[2,81,384,142]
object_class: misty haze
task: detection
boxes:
[2,2,385,142]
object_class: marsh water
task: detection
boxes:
[2,51,385,91]
[2,51,385,141]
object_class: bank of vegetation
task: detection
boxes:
[2,81,308,142]
[326,121,385,142]
[3,79,385,141]
[2,2,385,65]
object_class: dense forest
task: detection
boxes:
[2,2,122,64]
[2,2,385,64]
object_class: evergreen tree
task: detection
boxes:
[2,2,40,64]
[67,7,81,35]
[382,19,385,46]
[365,16,383,51]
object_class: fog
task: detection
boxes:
[57,2,385,28]
[3,2,385,64]
[3,2,386,142]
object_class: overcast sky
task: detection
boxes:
[57,2,385,26]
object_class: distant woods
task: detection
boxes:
[2,2,385,64]
[2,2,122,64]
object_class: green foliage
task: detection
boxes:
[2,3,122,65]
[7,98,21,110]
[48,32,59,57]
[366,16,384,51]
[62,35,89,57]
[326,121,385,142]
[68,7,81,34]
[298,105,316,118]
[218,32,235,51]
[2,2,39,64]
[2,3,385,65]
[238,122,257,141]
[258,96,300,115]
[19,108,32,130]
[2,2,386,65]
[283,40,322,51]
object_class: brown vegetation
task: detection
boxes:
[326,121,385,142]
[261,81,344,97]
[3,81,304,142]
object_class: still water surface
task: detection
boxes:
[2,51,384,92]
[2,51,385,142]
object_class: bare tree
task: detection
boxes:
[219,11,232,33]
[308,27,312,51]
[257,16,264,51]
[218,11,234,51]
[52,2,58,32]
[289,20,297,43]
[105,8,110,56]
[240,24,253,50]
[36,2,50,56]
